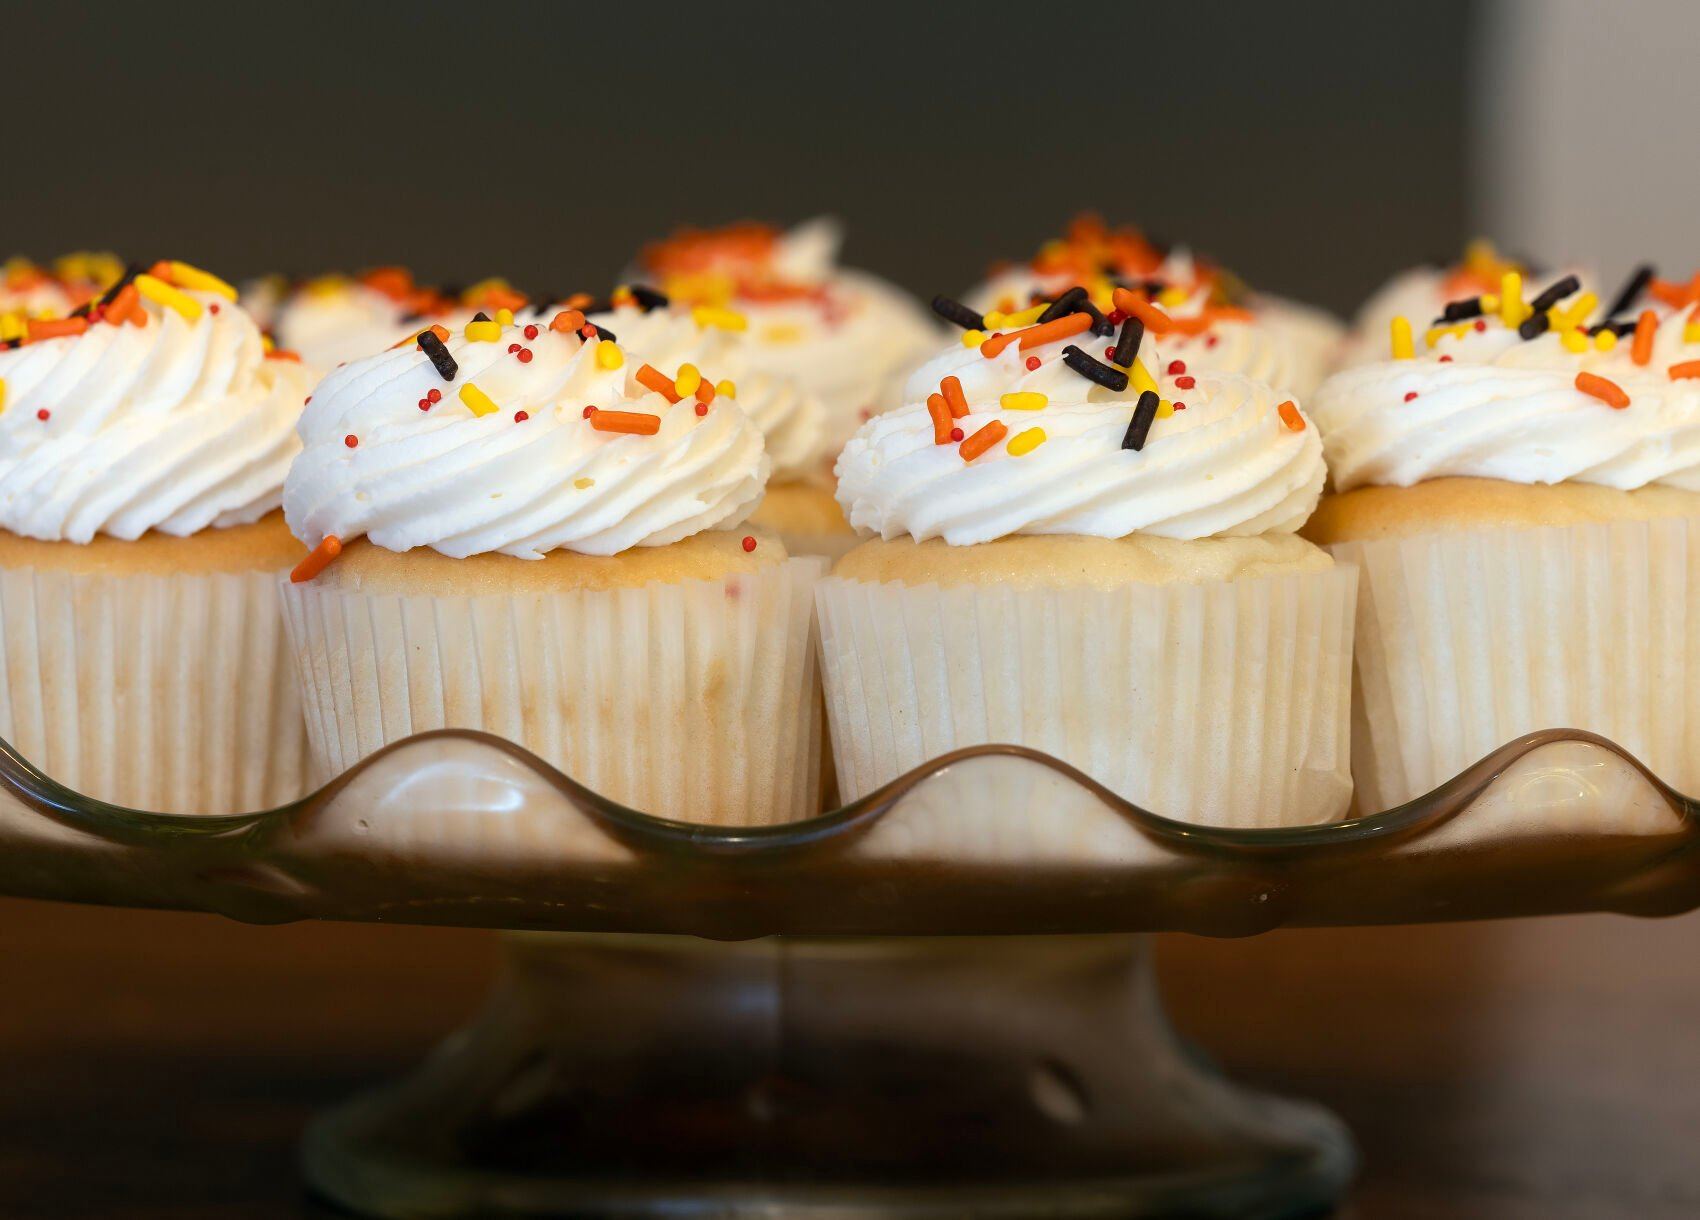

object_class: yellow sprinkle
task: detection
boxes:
[494,307,514,327]
[1000,391,1048,411]
[261,333,275,353]
[674,363,702,397]
[1390,316,1414,360]
[465,319,502,343]
[1129,358,1159,395]
[1551,292,1598,333]
[715,379,736,398]
[1595,329,1619,352]
[1006,427,1046,456]
[1001,304,1048,328]
[1561,329,1589,353]
[573,477,595,490]
[596,341,624,370]
[0,313,23,343]
[1157,286,1189,307]
[961,329,986,348]
[166,260,237,301]
[458,383,500,418]
[691,305,747,331]
[1156,398,1175,419]
[134,273,203,322]
[1425,324,1467,349]
[1685,323,1700,345]
[1499,271,1528,327]
[0,378,6,414]
[760,322,803,344]
[1480,293,1500,313]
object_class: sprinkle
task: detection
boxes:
[36,409,49,422]
[517,348,533,364]
[1000,391,1048,411]
[1499,271,1528,327]
[596,341,624,370]
[166,261,237,301]
[1550,292,1598,333]
[344,434,358,448]
[694,401,709,416]
[1060,344,1130,391]
[1128,358,1159,396]
[1517,312,1550,341]
[1670,360,1700,380]
[636,363,681,403]
[590,410,661,435]
[290,536,343,584]
[1035,286,1087,325]
[960,329,986,348]
[932,376,968,419]
[695,379,716,404]
[465,319,502,343]
[1404,391,1419,402]
[549,309,586,333]
[630,285,670,311]
[1156,398,1175,419]
[716,379,736,398]
[418,398,431,411]
[134,274,203,322]
[417,329,458,380]
[927,393,954,444]
[1110,317,1145,367]
[692,305,747,331]
[1603,264,1655,322]
[103,283,140,327]
[523,324,539,340]
[1277,400,1306,432]
[1024,355,1041,371]
[1121,390,1160,451]
[515,410,530,422]
[0,379,4,413]
[949,427,964,441]
[742,535,758,553]
[1576,371,1630,408]
[1440,296,1485,322]
[1390,316,1415,359]
[459,383,500,417]
[958,420,1007,461]
[674,363,703,397]
[583,406,597,419]
[931,295,985,330]
[494,308,515,327]
[574,477,595,489]
[1561,330,1589,353]
[1632,310,1658,366]
[988,304,1047,329]
[1528,274,1581,313]
[1111,289,1178,333]
[26,316,89,341]
[1006,426,1046,456]
[428,388,442,402]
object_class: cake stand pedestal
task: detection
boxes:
[0,728,1694,1218]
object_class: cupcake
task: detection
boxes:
[0,253,123,329]
[258,268,516,369]
[818,298,1356,828]
[967,214,1342,397]
[1306,265,1700,811]
[278,305,823,825]
[632,217,936,458]
[0,260,313,812]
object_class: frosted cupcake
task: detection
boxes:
[0,260,313,812]
[632,218,935,458]
[967,215,1342,397]
[279,305,823,825]
[818,300,1356,828]
[1306,266,1700,811]
[259,268,506,369]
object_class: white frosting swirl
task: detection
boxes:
[1312,309,1700,492]
[273,282,419,369]
[0,291,309,542]
[283,318,770,558]
[586,304,827,481]
[836,333,1324,545]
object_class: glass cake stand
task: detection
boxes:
[1,728,1695,1219]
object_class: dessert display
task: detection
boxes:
[966,214,1345,398]
[1306,264,1700,811]
[820,288,1355,828]
[278,303,823,825]
[631,218,937,458]
[0,259,313,812]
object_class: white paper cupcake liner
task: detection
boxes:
[0,565,306,813]
[1332,515,1700,815]
[815,566,1357,829]
[278,557,826,826]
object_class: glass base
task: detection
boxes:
[302,933,1354,1218]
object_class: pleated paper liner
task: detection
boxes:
[815,564,1358,832]
[279,557,826,827]
[0,566,306,814]
[1332,515,1700,818]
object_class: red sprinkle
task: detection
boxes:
[1172,401,1186,411]
[304,396,312,405]
[1107,309,1126,325]
[1104,347,1117,360]
[1167,359,1186,374]
[949,426,964,441]
[418,398,431,411]
[523,324,538,340]
[1439,355,1453,362]
[344,434,358,448]
[517,348,533,364]
[1025,355,1041,371]
[515,410,530,422]
[1206,335,1220,348]
[1404,391,1418,402]
[209,303,221,315]
[427,388,442,403]
[694,402,709,416]
[741,535,757,553]
[36,409,49,421]
[1175,375,1195,389]
[1474,319,1487,332]
[508,343,521,354]
[582,405,597,419]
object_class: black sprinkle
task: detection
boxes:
[1110,317,1145,368]
[1528,274,1581,314]
[931,294,985,331]
[417,330,458,381]
[471,311,492,323]
[1602,263,1655,323]
[629,284,670,311]
[1062,344,1130,392]
[1035,286,1087,325]
[1518,312,1551,341]
[1440,297,1485,322]
[1077,297,1114,336]
[1121,390,1160,452]
[1588,318,1641,337]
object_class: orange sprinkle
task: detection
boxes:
[1112,288,1176,332]
[958,419,1007,461]
[290,536,343,584]
[1649,275,1700,309]
[940,374,969,418]
[103,283,139,327]
[926,392,953,444]
[26,316,89,342]
[1669,360,1700,380]
[980,331,1015,358]
[1575,371,1630,409]
[1632,309,1658,366]
[128,307,147,328]
[635,363,681,403]
[1015,311,1093,351]
[267,348,302,362]
[695,378,716,404]
[361,267,414,300]
[589,410,661,436]
[474,285,529,312]
[147,259,175,283]
[1277,400,1306,432]
[549,309,586,334]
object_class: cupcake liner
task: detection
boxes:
[0,565,306,813]
[815,566,1357,830]
[1333,516,1700,817]
[278,557,826,826]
